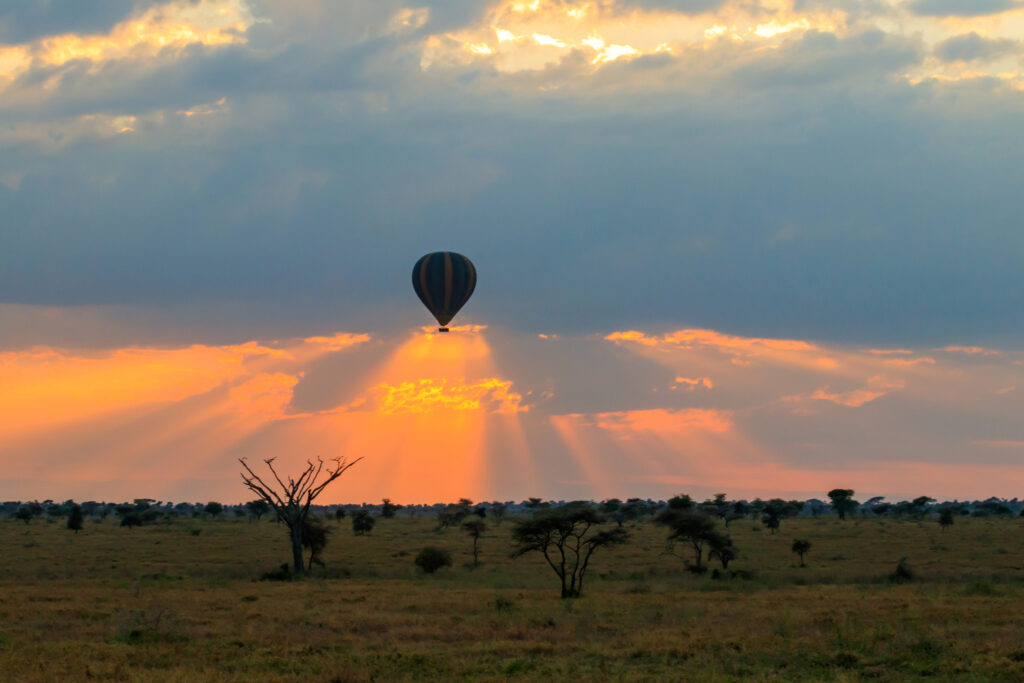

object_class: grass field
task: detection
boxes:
[2,513,1023,681]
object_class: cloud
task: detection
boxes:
[934,33,1019,62]
[0,1,148,44]
[2,0,1024,349]
[366,377,528,415]
[907,0,1020,17]
[810,387,887,407]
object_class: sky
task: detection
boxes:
[1,0,1024,504]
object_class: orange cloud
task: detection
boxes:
[810,387,887,407]
[674,376,713,390]
[368,378,528,415]
[607,328,819,354]
[302,332,372,352]
[884,357,937,367]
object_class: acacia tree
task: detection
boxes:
[654,509,723,569]
[462,518,486,567]
[239,456,361,576]
[827,489,857,520]
[511,504,628,598]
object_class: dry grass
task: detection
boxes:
[2,514,1023,681]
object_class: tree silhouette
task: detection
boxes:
[827,489,857,520]
[246,499,270,522]
[239,456,361,576]
[655,509,722,569]
[511,504,628,598]
[792,539,811,567]
[708,534,737,569]
[462,518,486,567]
[352,510,375,535]
[67,504,84,533]
[938,508,954,530]
[381,498,400,519]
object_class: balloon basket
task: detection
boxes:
[438,327,450,333]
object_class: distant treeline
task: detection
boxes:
[3,493,1022,525]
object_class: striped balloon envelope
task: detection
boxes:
[411,252,477,332]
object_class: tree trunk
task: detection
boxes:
[290,522,305,575]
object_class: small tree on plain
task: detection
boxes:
[511,503,628,598]
[762,512,780,534]
[827,489,857,520]
[334,507,346,522]
[239,455,362,576]
[204,501,223,518]
[708,534,737,569]
[654,509,720,569]
[938,508,954,530]
[120,511,142,528]
[462,518,486,567]
[792,539,811,567]
[245,499,270,522]
[381,498,400,519]
[67,503,84,533]
[352,510,375,536]
[15,506,35,524]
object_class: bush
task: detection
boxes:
[352,510,375,535]
[889,557,914,582]
[415,546,452,574]
[260,564,292,581]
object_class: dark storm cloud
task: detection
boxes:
[907,0,1020,17]
[0,1,160,43]
[934,33,1019,62]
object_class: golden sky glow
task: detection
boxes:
[1,322,1022,502]
[0,0,252,88]
[414,0,1024,88]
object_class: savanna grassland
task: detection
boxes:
[2,513,1023,682]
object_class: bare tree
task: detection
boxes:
[239,456,361,575]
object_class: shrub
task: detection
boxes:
[889,557,913,582]
[415,547,452,574]
[352,510,375,536]
[260,564,292,581]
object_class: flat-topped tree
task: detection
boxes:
[512,503,629,598]
[239,456,361,576]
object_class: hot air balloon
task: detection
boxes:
[412,252,476,332]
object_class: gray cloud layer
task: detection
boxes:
[2,0,1024,347]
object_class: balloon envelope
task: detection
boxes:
[412,252,477,329]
